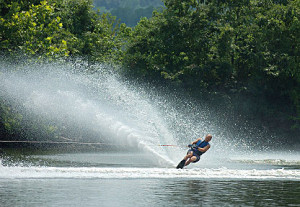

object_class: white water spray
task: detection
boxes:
[1,61,189,166]
[0,60,288,168]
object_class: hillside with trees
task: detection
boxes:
[123,0,300,141]
[93,0,164,26]
[0,0,299,144]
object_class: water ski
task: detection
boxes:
[176,159,186,169]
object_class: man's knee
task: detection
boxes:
[190,156,197,162]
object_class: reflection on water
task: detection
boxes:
[0,179,299,207]
[161,180,300,206]
[0,151,300,206]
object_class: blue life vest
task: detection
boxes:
[192,140,210,156]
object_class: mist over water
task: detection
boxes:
[0,60,296,167]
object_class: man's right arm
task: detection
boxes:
[191,138,202,145]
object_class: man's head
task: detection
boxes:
[205,134,212,142]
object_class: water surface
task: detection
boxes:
[1,151,299,207]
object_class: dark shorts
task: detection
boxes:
[187,149,201,163]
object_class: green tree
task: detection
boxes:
[0,0,132,142]
[124,0,233,89]
[124,0,300,131]
[55,0,130,63]
[0,0,71,58]
[0,0,129,62]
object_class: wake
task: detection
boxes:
[0,165,299,180]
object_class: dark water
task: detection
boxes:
[0,179,299,207]
[0,152,300,207]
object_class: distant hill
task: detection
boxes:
[93,0,164,26]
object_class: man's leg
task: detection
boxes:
[184,151,193,160]
[183,151,194,166]
[185,156,197,166]
[176,151,193,169]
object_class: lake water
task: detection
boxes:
[1,151,300,207]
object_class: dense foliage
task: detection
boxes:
[0,0,131,142]
[94,0,164,26]
[0,0,299,143]
[124,0,300,134]
[0,0,128,62]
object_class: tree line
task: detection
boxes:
[124,0,300,138]
[93,0,164,26]
[0,0,299,142]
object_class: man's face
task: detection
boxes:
[205,135,212,142]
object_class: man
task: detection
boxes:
[176,134,212,169]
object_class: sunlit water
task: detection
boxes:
[1,151,300,206]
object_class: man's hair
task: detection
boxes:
[206,134,212,139]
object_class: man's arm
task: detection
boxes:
[198,144,210,153]
[191,138,202,145]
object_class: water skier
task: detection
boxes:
[176,134,212,169]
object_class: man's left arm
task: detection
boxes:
[198,145,210,153]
